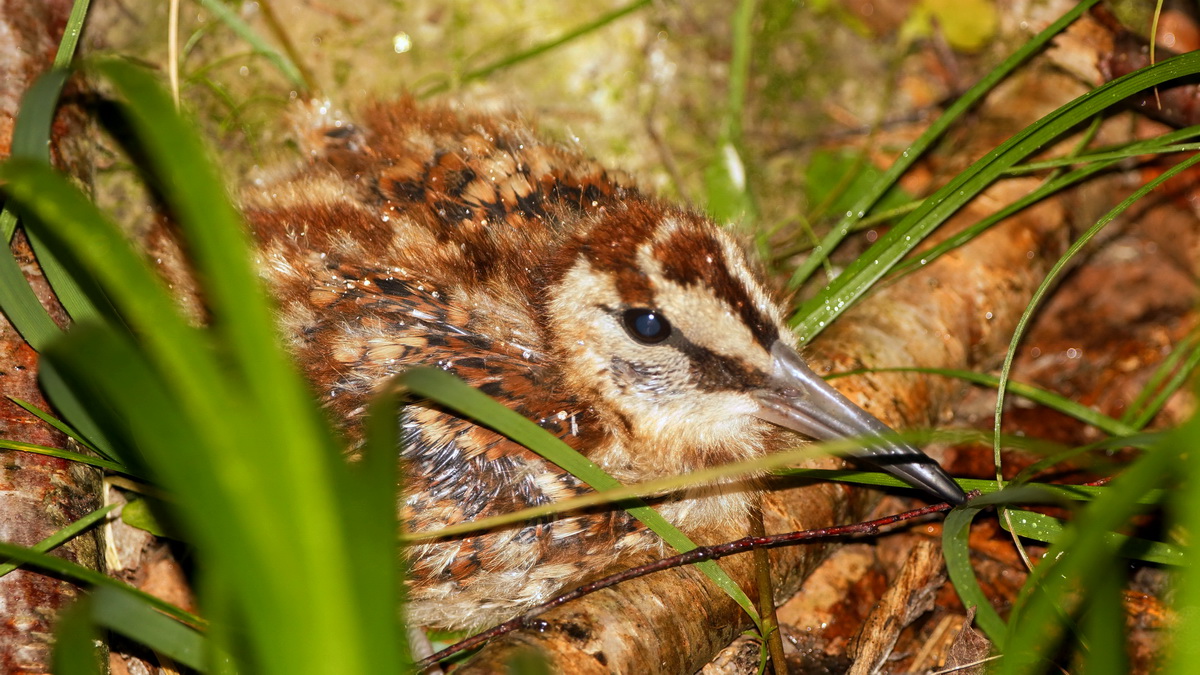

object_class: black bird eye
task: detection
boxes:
[622,308,672,344]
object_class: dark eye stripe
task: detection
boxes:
[672,332,767,392]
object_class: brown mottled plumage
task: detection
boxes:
[229,98,962,631]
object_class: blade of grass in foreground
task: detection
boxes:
[399,367,763,627]
[1168,411,1200,672]
[7,68,105,327]
[51,595,102,675]
[997,441,1175,674]
[5,61,407,672]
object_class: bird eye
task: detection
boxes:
[622,308,672,344]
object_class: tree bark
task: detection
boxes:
[0,1,103,672]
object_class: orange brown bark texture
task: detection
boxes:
[0,1,103,674]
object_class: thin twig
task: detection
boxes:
[416,494,976,669]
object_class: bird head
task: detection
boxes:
[542,202,964,504]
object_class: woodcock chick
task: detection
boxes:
[236,98,964,631]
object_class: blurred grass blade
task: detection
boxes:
[8,68,106,325]
[1124,329,1200,430]
[38,358,122,466]
[791,50,1200,343]
[192,0,306,88]
[998,442,1176,674]
[52,596,104,675]
[93,60,312,420]
[418,0,652,97]
[351,386,409,662]
[121,498,176,539]
[704,0,757,225]
[1168,411,1200,672]
[786,0,1100,291]
[91,585,208,672]
[400,366,762,626]
[1082,560,1128,675]
[8,59,406,672]
[0,159,232,435]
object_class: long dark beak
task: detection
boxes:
[754,342,965,505]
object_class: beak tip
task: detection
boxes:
[884,461,965,505]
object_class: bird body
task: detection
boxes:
[234,98,962,631]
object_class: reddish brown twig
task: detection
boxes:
[416,493,977,670]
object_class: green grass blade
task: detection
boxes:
[399,367,762,626]
[0,504,117,577]
[997,441,1174,674]
[90,585,208,672]
[53,0,91,68]
[0,540,203,628]
[0,71,72,348]
[990,151,1200,480]
[791,50,1200,343]
[999,509,1183,566]
[943,503,1008,646]
[1007,139,1200,172]
[886,160,1112,280]
[776,470,1166,505]
[829,366,1136,437]
[1168,412,1200,672]
[786,0,1100,291]
[418,0,652,97]
[51,596,104,675]
[0,245,61,349]
[891,127,1200,280]
[0,440,126,474]
[192,0,306,88]
[7,397,100,452]
[9,68,106,325]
